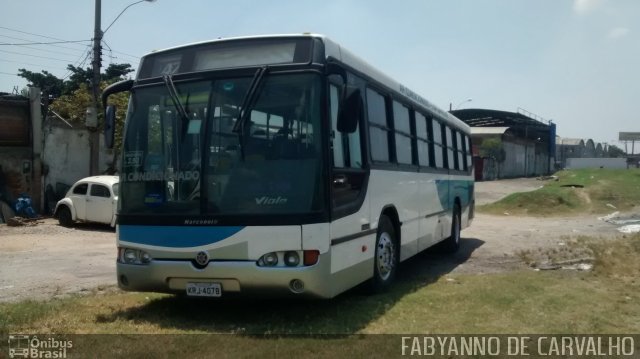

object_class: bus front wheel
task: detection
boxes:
[370,215,398,293]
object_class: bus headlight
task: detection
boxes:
[140,251,152,264]
[124,249,137,264]
[284,251,300,267]
[257,251,316,267]
[262,252,278,267]
[119,247,152,265]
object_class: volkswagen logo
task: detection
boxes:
[195,251,209,266]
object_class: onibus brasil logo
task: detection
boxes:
[8,335,72,358]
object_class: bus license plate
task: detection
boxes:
[186,282,222,297]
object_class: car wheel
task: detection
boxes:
[58,206,73,227]
[370,215,398,293]
[442,204,461,253]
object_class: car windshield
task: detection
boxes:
[119,73,324,216]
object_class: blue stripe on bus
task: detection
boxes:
[118,225,245,248]
[436,179,474,211]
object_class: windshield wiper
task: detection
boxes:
[163,74,190,122]
[232,66,268,133]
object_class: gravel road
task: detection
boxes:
[0,178,628,302]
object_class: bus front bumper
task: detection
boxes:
[117,252,333,298]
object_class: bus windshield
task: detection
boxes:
[120,73,324,216]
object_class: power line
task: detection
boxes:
[0,58,68,71]
[61,47,92,80]
[109,49,140,60]
[0,42,89,58]
[0,49,77,63]
[0,34,89,53]
[0,39,90,46]
[0,71,19,76]
[0,26,140,59]
[0,25,87,47]
[101,39,140,60]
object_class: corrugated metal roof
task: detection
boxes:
[471,127,510,135]
[556,138,584,146]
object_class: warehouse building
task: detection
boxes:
[450,108,555,181]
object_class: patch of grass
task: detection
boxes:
[2,272,639,335]
[0,299,66,334]
[0,237,638,331]
[585,234,640,282]
[479,169,640,216]
[516,237,594,268]
[1,235,638,356]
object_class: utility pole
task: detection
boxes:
[89,0,102,176]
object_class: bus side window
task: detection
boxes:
[432,120,444,168]
[445,126,455,170]
[330,83,366,211]
[415,112,430,167]
[330,85,345,168]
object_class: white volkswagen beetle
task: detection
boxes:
[54,176,119,227]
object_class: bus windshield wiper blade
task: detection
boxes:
[163,74,189,121]
[232,66,268,133]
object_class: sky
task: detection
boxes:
[0,0,638,149]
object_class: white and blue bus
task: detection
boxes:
[103,34,474,298]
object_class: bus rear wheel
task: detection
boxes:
[370,215,398,293]
[441,204,461,253]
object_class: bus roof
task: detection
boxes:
[142,33,469,132]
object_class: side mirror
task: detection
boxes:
[102,79,133,150]
[102,79,133,111]
[337,86,362,133]
[105,105,116,149]
[326,62,347,82]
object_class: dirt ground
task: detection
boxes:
[0,178,631,302]
[0,222,115,302]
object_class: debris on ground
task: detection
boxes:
[537,175,558,181]
[618,225,640,234]
[597,212,640,233]
[534,257,595,271]
[6,217,43,227]
[598,211,620,222]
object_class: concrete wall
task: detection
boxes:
[43,121,113,207]
[566,158,627,169]
[43,125,91,191]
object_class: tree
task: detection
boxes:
[63,65,92,94]
[102,63,133,82]
[607,145,626,158]
[46,64,132,127]
[17,69,64,98]
[19,63,133,174]
[18,63,134,98]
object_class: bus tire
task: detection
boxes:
[370,215,398,293]
[58,206,73,227]
[442,204,461,253]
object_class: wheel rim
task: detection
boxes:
[376,232,395,281]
